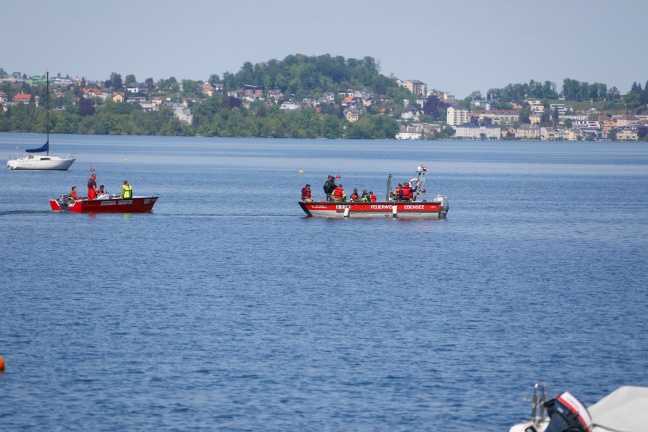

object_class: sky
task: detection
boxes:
[2,0,646,99]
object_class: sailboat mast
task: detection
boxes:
[46,71,50,155]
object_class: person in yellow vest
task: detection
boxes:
[121,180,133,199]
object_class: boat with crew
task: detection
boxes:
[6,71,76,170]
[510,382,648,432]
[50,194,158,213]
[299,166,449,219]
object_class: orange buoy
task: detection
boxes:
[0,355,5,371]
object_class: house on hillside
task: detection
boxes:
[82,88,104,100]
[12,93,34,105]
[344,106,360,123]
[398,79,427,96]
[111,92,125,103]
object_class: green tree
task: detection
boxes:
[124,74,137,86]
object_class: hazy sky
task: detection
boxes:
[2,0,646,98]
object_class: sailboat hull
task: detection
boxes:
[7,154,76,170]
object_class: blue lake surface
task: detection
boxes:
[1,134,647,431]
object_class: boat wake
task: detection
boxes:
[0,210,53,216]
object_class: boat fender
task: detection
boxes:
[392,205,398,218]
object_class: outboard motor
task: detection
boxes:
[540,392,593,432]
[57,195,69,211]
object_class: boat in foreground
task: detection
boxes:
[510,382,648,432]
[299,166,449,219]
[50,194,158,213]
[7,72,76,171]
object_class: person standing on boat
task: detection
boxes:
[323,175,336,202]
[87,174,97,200]
[332,184,346,202]
[301,184,314,202]
[121,180,133,199]
[68,186,79,201]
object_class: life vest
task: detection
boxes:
[401,184,413,200]
[370,194,377,202]
[333,187,344,200]
[301,187,311,199]
[350,192,359,202]
[122,184,133,199]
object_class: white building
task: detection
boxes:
[447,106,470,126]
[454,123,501,139]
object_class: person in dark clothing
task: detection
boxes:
[323,175,336,202]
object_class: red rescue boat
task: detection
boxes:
[299,166,449,219]
[50,194,158,213]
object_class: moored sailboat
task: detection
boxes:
[7,72,76,170]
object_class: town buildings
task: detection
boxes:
[1,71,646,140]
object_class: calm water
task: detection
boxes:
[1,134,647,431]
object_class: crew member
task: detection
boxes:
[301,184,313,202]
[121,180,133,199]
[393,183,402,201]
[68,186,79,201]
[87,174,97,200]
[350,188,360,202]
[369,191,377,202]
[323,175,336,202]
[401,182,413,201]
[361,189,371,202]
[332,184,346,202]
[97,185,106,196]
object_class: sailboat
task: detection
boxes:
[6,72,76,170]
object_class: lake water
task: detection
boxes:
[1,134,647,431]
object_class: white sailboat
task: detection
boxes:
[7,72,76,170]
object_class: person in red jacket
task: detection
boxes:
[87,174,97,200]
[401,182,413,201]
[68,186,79,201]
[301,184,313,202]
[350,188,360,202]
[370,191,377,202]
[332,184,346,202]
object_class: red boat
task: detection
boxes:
[299,166,449,219]
[50,194,158,213]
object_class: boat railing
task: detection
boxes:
[524,382,547,426]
